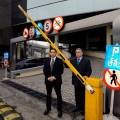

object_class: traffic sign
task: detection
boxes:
[23,28,29,39]
[4,59,9,67]
[53,16,64,31]
[44,20,52,34]
[104,45,120,70]
[29,26,35,38]
[4,52,8,59]
[104,69,120,90]
[36,23,43,36]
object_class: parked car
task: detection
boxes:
[7,57,49,71]
[16,58,48,69]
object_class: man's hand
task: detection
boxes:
[83,76,88,80]
[48,76,55,82]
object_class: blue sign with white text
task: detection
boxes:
[104,45,120,70]
[4,52,9,59]
[36,23,43,36]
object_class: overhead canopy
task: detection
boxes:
[11,9,120,43]
[50,9,120,36]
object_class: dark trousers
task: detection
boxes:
[46,83,62,111]
[74,85,85,111]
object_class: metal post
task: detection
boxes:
[3,67,9,80]
[103,90,119,120]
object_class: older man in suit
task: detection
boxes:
[43,48,64,118]
[70,48,92,117]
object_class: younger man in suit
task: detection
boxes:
[43,48,64,118]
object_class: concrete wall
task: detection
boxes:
[83,50,105,59]
[0,0,12,46]
[27,0,120,22]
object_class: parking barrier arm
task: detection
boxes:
[18,5,95,94]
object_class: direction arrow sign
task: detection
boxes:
[36,23,43,36]
[23,28,29,39]
[104,69,120,90]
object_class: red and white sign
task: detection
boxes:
[23,28,29,39]
[104,69,120,90]
[29,26,35,38]
[53,16,64,31]
[44,20,52,34]
[4,59,9,67]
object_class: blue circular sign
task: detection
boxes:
[36,23,43,36]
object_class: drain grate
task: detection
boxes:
[2,80,80,116]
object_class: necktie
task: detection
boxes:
[77,58,80,65]
[51,59,54,71]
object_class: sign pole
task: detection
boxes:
[103,43,120,120]
[3,52,9,80]
[3,67,9,80]
[103,90,119,120]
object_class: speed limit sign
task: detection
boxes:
[29,26,35,38]
[53,16,64,31]
[44,20,52,34]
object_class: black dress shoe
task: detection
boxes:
[71,108,81,112]
[44,109,51,115]
[58,111,62,118]
[80,110,85,116]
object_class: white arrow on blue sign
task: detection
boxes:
[104,45,120,70]
[36,23,43,36]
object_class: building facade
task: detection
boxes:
[1,0,120,57]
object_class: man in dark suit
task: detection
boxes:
[70,48,92,116]
[43,48,64,118]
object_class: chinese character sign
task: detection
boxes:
[104,45,120,70]
[4,52,9,59]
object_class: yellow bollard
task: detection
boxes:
[85,77,103,120]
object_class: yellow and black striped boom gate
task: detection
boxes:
[0,101,22,120]
[18,5,94,94]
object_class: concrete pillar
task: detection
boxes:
[106,26,112,45]
[17,42,21,59]
[10,43,16,71]
[86,35,89,50]
[54,35,59,47]
[23,41,27,58]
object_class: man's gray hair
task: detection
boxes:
[76,48,83,52]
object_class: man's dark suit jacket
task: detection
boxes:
[43,57,64,85]
[71,57,92,86]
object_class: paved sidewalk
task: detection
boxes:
[9,56,104,105]
[0,56,105,120]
